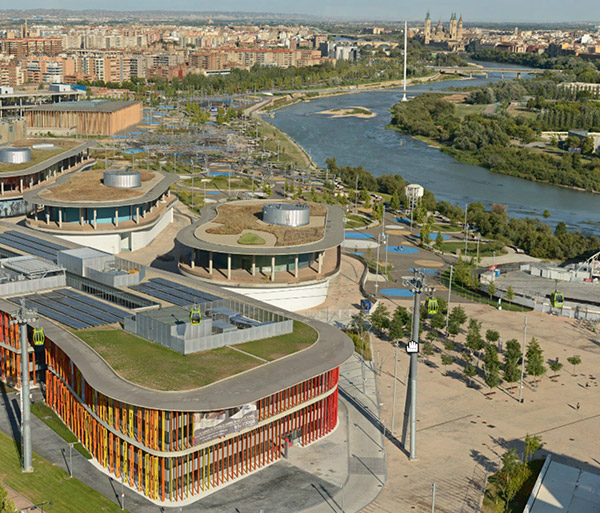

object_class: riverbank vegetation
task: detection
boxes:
[389,90,600,192]
[325,156,600,261]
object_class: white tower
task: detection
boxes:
[402,20,408,102]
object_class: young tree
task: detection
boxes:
[505,285,515,301]
[425,330,439,343]
[422,340,435,361]
[488,281,497,299]
[526,338,546,388]
[524,433,544,463]
[0,482,17,513]
[483,344,501,372]
[443,339,455,352]
[448,306,467,329]
[466,318,484,352]
[567,355,582,376]
[389,191,400,211]
[485,367,500,391]
[216,106,226,125]
[370,303,390,333]
[388,306,408,340]
[350,312,369,336]
[483,344,501,392]
[430,312,446,331]
[503,338,521,383]
[448,320,461,338]
[486,329,500,345]
[549,359,563,374]
[363,190,372,209]
[434,231,444,251]
[464,364,477,388]
[497,449,531,512]
[441,353,454,375]
[420,223,431,245]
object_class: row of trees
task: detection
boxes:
[370,297,584,395]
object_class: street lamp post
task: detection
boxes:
[391,341,399,433]
[401,270,434,460]
[518,316,527,403]
[11,298,38,473]
[444,265,453,335]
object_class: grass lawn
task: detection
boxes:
[431,223,463,232]
[233,321,317,361]
[440,269,530,313]
[506,105,537,120]
[0,430,124,513]
[237,232,266,245]
[440,241,507,258]
[75,329,261,391]
[345,214,371,229]
[253,118,308,168]
[0,140,79,173]
[75,322,317,391]
[30,402,91,459]
[0,148,66,173]
[454,103,488,118]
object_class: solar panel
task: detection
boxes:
[60,289,130,320]
[0,235,56,261]
[130,284,191,307]
[137,281,205,305]
[8,296,89,330]
[5,230,68,252]
[54,296,121,324]
[150,277,221,302]
[33,295,104,327]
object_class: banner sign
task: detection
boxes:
[193,403,258,444]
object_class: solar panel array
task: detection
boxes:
[131,277,221,307]
[0,230,68,261]
[9,289,130,330]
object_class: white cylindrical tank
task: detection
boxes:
[0,147,31,164]
[104,169,142,188]
[263,202,310,227]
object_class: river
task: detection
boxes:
[267,64,600,235]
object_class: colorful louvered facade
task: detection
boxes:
[0,308,342,504]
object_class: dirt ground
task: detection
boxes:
[367,299,600,513]
[302,261,600,513]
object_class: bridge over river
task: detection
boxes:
[431,66,562,79]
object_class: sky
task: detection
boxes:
[9,0,600,23]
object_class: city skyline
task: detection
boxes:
[2,1,600,23]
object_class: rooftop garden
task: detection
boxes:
[206,202,326,246]
[40,168,156,202]
[0,139,80,173]
[75,320,317,391]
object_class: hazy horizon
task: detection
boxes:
[2,1,599,24]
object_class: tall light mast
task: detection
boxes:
[402,20,408,102]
